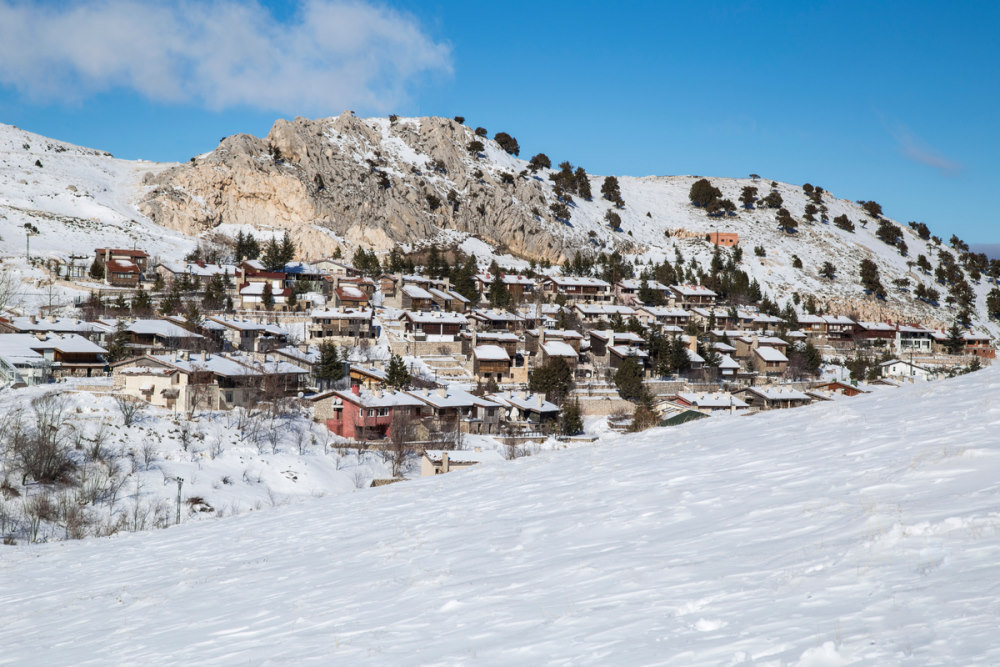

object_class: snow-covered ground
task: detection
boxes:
[3,366,999,664]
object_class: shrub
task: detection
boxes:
[493,132,520,155]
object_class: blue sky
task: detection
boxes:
[0,0,996,244]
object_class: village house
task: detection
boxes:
[608,345,650,374]
[810,380,873,397]
[308,308,375,342]
[636,306,691,328]
[674,392,748,412]
[0,315,101,339]
[524,328,584,356]
[542,276,613,303]
[460,331,519,359]
[895,325,935,355]
[401,311,466,339]
[400,284,435,311]
[717,353,741,379]
[614,278,671,305]
[94,248,149,287]
[880,358,935,381]
[206,316,288,352]
[420,449,504,477]
[734,386,812,411]
[489,391,560,429]
[311,259,360,278]
[573,303,637,327]
[853,321,897,348]
[349,365,387,390]
[733,334,789,360]
[0,333,107,383]
[752,345,789,376]
[238,275,290,310]
[931,330,996,358]
[322,385,424,441]
[668,284,717,309]
[690,307,736,331]
[157,261,236,287]
[539,339,580,370]
[708,232,739,247]
[406,386,501,435]
[475,272,536,301]
[333,283,370,310]
[589,330,644,359]
[472,344,513,382]
[470,308,525,332]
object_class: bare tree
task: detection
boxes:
[384,408,418,477]
[114,393,147,427]
[0,269,24,313]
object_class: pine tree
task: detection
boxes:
[689,179,721,207]
[819,261,836,280]
[560,399,583,436]
[132,285,153,314]
[528,358,574,404]
[89,259,105,280]
[105,321,131,364]
[614,356,644,401]
[316,341,343,388]
[262,237,283,270]
[528,153,551,172]
[628,391,659,432]
[493,132,520,155]
[262,282,274,310]
[601,176,623,206]
[944,319,965,355]
[859,259,885,298]
[183,301,201,329]
[487,272,512,310]
[802,341,823,375]
[385,354,411,389]
[159,282,183,315]
[575,167,592,199]
[279,231,295,265]
[739,186,758,209]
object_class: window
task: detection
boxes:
[367,409,375,417]
[377,408,389,417]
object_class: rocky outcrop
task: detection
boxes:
[139,112,565,261]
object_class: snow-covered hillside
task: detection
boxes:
[0,123,194,261]
[3,367,999,664]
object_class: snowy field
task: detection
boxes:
[2,367,999,664]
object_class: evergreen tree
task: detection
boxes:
[159,282,183,315]
[605,209,621,230]
[763,190,783,209]
[262,237,283,271]
[628,391,659,432]
[613,356,645,401]
[132,285,153,314]
[487,272,512,309]
[316,341,343,388]
[986,288,1000,320]
[802,340,823,375]
[944,319,965,355]
[202,274,226,311]
[262,282,275,310]
[183,301,201,329]
[89,259,105,280]
[575,167,592,199]
[819,261,836,280]
[739,186,758,209]
[560,399,583,436]
[493,132,520,155]
[387,246,405,273]
[833,214,855,232]
[528,358,574,404]
[105,321,131,364]
[601,176,623,206]
[689,178,722,207]
[528,153,551,172]
[669,336,691,374]
[859,259,885,298]
[385,354,411,389]
[451,255,479,302]
[278,231,295,265]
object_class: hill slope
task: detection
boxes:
[3,367,1000,664]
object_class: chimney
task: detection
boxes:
[47,315,57,323]
[608,331,614,348]
[29,315,37,324]
[441,451,450,474]
[518,390,527,401]
[436,387,447,398]
[374,388,383,398]
[537,395,543,407]
[351,384,360,396]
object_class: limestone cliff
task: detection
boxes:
[139,112,566,261]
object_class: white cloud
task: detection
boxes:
[0,0,452,114]
[889,125,962,177]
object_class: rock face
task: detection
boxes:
[139,113,564,261]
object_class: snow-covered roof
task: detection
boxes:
[402,284,434,299]
[670,284,717,297]
[489,392,560,414]
[427,287,453,301]
[478,272,535,286]
[127,319,204,339]
[407,387,479,409]
[822,315,856,325]
[334,388,424,409]
[574,304,636,316]
[207,317,286,335]
[744,386,811,401]
[473,345,511,361]
[691,307,731,318]
[717,354,740,370]
[713,341,737,352]
[546,276,611,288]
[857,321,896,332]
[754,346,789,363]
[678,392,748,409]
[403,311,467,325]
[3,316,98,334]
[618,279,669,290]
[542,341,579,358]
[337,285,366,299]
[0,333,106,359]
[473,309,524,322]
[639,306,690,318]
[610,345,648,358]
[311,308,373,320]
[148,352,259,377]
[529,328,583,340]
[423,449,504,464]
[686,348,705,364]
[590,330,643,344]
[160,261,235,277]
